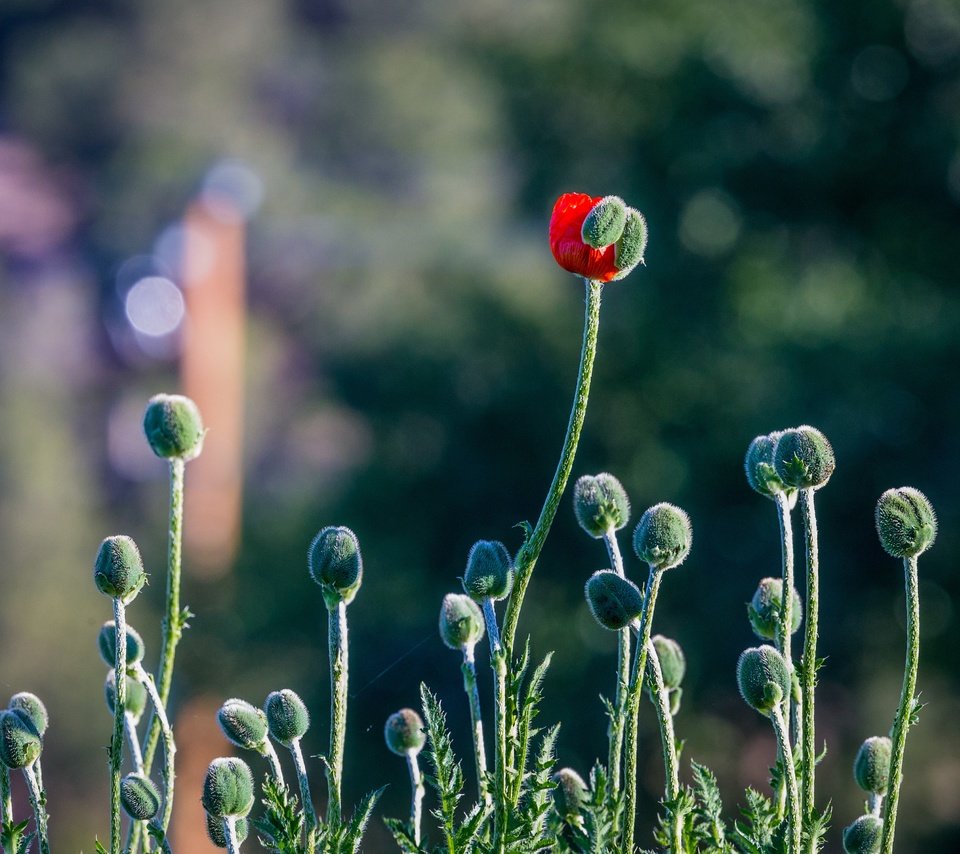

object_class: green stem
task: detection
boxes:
[799,488,819,819]
[1,766,12,836]
[406,751,425,845]
[623,567,664,854]
[223,815,242,854]
[461,645,491,807]
[483,599,508,853]
[125,712,144,774]
[290,739,317,851]
[22,765,49,854]
[603,529,631,796]
[880,555,920,854]
[147,821,173,854]
[261,740,286,787]
[111,598,128,854]
[133,664,176,838]
[775,492,796,740]
[502,278,604,655]
[646,640,680,852]
[770,705,801,854]
[326,600,348,827]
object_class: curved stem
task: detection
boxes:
[22,765,49,854]
[261,740,286,787]
[603,529,631,795]
[502,278,603,654]
[326,600,348,827]
[799,488,819,819]
[290,739,317,853]
[111,598,128,854]
[880,555,920,854]
[770,705,801,854]
[133,663,177,837]
[482,599,508,852]
[223,815,242,854]
[125,712,144,774]
[646,640,680,851]
[461,645,490,806]
[406,751,425,845]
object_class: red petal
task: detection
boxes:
[549,193,620,281]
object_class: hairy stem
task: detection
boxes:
[771,704,801,854]
[603,529,631,795]
[111,598,128,854]
[646,640,680,851]
[290,739,317,852]
[125,712,144,774]
[326,600,348,827]
[462,644,490,807]
[880,555,920,854]
[22,765,49,854]
[261,740,286,787]
[133,664,176,838]
[775,492,796,740]
[223,815,242,854]
[799,488,819,819]
[1,766,12,834]
[502,278,603,655]
[406,750,425,845]
[482,598,508,852]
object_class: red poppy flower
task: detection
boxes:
[549,193,621,282]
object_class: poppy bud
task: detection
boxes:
[552,768,588,819]
[98,621,146,668]
[217,698,269,751]
[264,689,310,745]
[201,757,255,818]
[736,645,791,717]
[773,426,835,490]
[0,710,41,769]
[744,432,791,499]
[853,736,892,795]
[94,535,146,603]
[875,487,937,558]
[384,708,425,756]
[612,208,648,280]
[104,671,148,721]
[206,812,249,848]
[651,635,686,690]
[8,692,48,737]
[308,526,363,607]
[842,814,883,854]
[120,773,161,820]
[462,540,514,602]
[573,473,630,538]
[747,578,802,641]
[584,570,644,631]
[438,593,485,651]
[143,393,204,461]
[581,196,627,249]
[633,503,692,570]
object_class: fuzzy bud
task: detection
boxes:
[552,767,588,819]
[612,208,648,279]
[94,535,146,603]
[736,645,791,717]
[384,708,426,756]
[747,578,802,641]
[853,736,892,796]
[143,393,204,461]
[98,621,146,668]
[573,473,630,538]
[8,692,48,737]
[104,671,148,721]
[120,773,161,820]
[584,570,644,631]
[581,196,627,249]
[439,593,485,651]
[744,432,790,499]
[206,813,249,848]
[462,540,514,602]
[651,635,686,690]
[308,526,363,607]
[264,689,310,745]
[0,710,41,769]
[218,698,269,751]
[201,757,255,818]
[875,487,937,559]
[633,503,692,570]
[773,426,835,490]
[842,815,883,854]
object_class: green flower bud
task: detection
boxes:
[633,503,692,570]
[773,426,835,490]
[584,570,644,631]
[842,814,883,854]
[104,671,148,721]
[201,757,255,818]
[218,698,269,751]
[8,692,48,737]
[0,710,42,768]
[573,473,630,538]
[439,593,485,651]
[264,689,310,745]
[853,736,892,795]
[143,393,204,461]
[651,635,686,690]
[98,621,146,668]
[747,577,802,641]
[736,645,791,717]
[308,526,363,607]
[462,540,514,602]
[581,196,627,249]
[612,208,648,280]
[552,767,588,819]
[875,487,937,559]
[120,773,162,820]
[744,432,791,499]
[94,535,146,603]
[206,812,249,848]
[384,708,426,756]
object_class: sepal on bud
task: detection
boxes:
[736,645,791,717]
[0,710,42,768]
[8,692,48,737]
[308,526,363,607]
[612,208,648,279]
[747,577,802,641]
[384,708,426,756]
[264,689,310,745]
[94,535,147,603]
[201,757,255,818]
[104,671,148,721]
[552,768,588,820]
[573,473,630,538]
[875,487,937,558]
[206,812,249,848]
[143,393,205,461]
[651,635,686,690]
[633,503,692,570]
[120,773,162,820]
[745,432,792,499]
[98,621,146,668]
[217,698,269,751]
[842,814,883,854]
[581,196,627,249]
[462,540,514,602]
[853,736,892,795]
[773,426,835,490]
[584,570,644,631]
[439,593,485,651]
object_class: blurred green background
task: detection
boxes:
[1,0,959,850]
